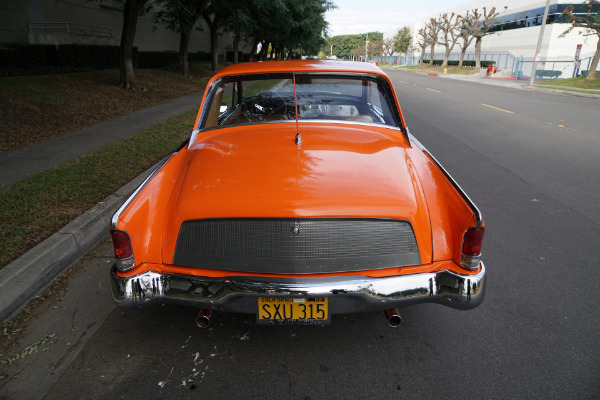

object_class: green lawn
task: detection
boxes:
[537,75,600,93]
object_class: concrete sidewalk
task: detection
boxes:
[0,91,202,323]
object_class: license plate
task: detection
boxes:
[257,297,329,325]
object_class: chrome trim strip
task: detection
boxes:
[188,129,200,149]
[408,131,483,226]
[300,119,403,131]
[110,263,486,313]
[111,154,174,229]
[195,120,403,141]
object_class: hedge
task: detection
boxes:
[581,70,600,77]
[58,44,122,69]
[535,70,562,78]
[0,44,212,75]
[421,59,495,68]
[0,44,61,71]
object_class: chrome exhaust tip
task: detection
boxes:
[196,308,212,328]
[385,308,401,327]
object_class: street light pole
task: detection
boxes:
[365,32,369,62]
[529,0,551,86]
[331,44,333,56]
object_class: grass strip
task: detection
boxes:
[0,107,198,269]
[534,85,600,95]
[537,76,600,90]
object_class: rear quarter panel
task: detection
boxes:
[406,144,481,267]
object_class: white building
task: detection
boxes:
[411,0,599,76]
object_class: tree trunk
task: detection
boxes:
[585,37,600,80]
[249,37,259,61]
[202,12,220,71]
[178,30,191,77]
[429,43,435,65]
[232,32,240,64]
[475,37,482,70]
[419,46,425,65]
[209,27,218,71]
[458,46,467,68]
[442,45,450,67]
[119,0,147,89]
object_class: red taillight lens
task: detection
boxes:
[111,230,133,259]
[462,227,484,256]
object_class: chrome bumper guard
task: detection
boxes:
[110,263,486,313]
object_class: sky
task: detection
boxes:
[325,0,470,36]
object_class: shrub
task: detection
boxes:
[0,44,213,75]
[0,44,61,72]
[535,70,562,78]
[58,44,121,69]
[421,59,495,68]
[136,51,178,69]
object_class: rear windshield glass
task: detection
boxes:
[201,75,399,129]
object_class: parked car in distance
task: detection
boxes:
[110,60,486,327]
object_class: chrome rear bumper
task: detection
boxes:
[110,263,486,314]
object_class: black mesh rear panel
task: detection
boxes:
[173,218,420,274]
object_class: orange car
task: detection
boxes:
[110,60,486,327]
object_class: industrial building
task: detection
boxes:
[0,0,247,58]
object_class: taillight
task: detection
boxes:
[461,227,484,270]
[110,230,135,271]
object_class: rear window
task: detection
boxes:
[200,74,399,130]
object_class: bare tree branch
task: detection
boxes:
[437,12,463,67]
[563,0,600,79]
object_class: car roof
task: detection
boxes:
[212,60,386,79]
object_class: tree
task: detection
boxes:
[202,0,233,71]
[325,32,382,59]
[464,7,500,69]
[393,27,412,58]
[457,10,479,67]
[563,0,600,79]
[283,0,335,58]
[415,28,428,65]
[153,0,207,76]
[222,0,252,64]
[119,0,151,89]
[437,12,463,67]
[370,40,384,61]
[382,38,394,58]
[351,44,364,61]
[245,0,333,61]
[425,18,442,65]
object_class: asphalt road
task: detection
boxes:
[3,70,599,400]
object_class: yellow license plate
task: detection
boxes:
[258,297,329,325]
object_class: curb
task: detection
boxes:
[0,164,155,323]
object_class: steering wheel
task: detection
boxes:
[250,91,287,116]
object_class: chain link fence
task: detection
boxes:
[399,50,598,80]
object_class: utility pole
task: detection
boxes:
[365,32,369,62]
[529,0,551,86]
